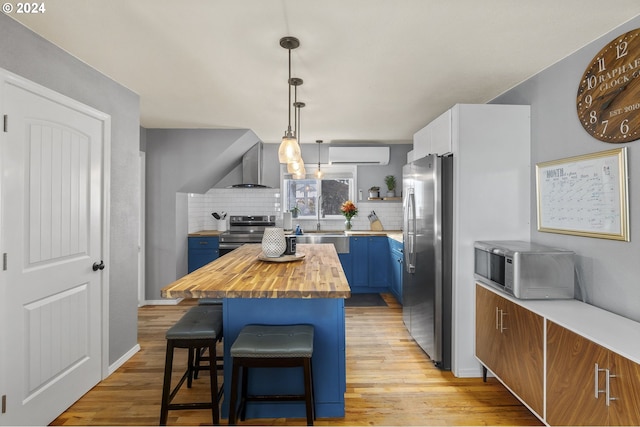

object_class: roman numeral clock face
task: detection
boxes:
[577,28,640,143]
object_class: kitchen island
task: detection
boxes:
[161,243,351,419]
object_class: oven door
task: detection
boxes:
[219,242,243,257]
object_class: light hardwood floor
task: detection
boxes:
[51,294,542,426]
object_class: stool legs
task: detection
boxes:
[159,339,221,425]
[159,340,175,426]
[207,341,220,425]
[228,358,241,425]
[228,357,315,426]
[303,358,314,425]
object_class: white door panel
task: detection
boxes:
[1,74,108,426]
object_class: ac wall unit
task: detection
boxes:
[328,146,390,165]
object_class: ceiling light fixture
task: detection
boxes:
[278,36,301,164]
[289,99,306,179]
[315,140,324,179]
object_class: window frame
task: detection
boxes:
[282,165,357,220]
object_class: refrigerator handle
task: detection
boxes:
[406,192,416,274]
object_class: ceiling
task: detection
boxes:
[9,1,640,144]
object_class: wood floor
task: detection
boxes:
[51,294,543,426]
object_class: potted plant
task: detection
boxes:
[368,186,380,199]
[384,175,396,197]
[290,206,300,218]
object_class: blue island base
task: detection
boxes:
[221,298,347,419]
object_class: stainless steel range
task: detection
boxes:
[219,215,276,256]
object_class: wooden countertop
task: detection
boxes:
[188,230,224,237]
[161,243,351,299]
[189,229,404,242]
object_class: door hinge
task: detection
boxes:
[3,114,7,132]
[2,394,6,414]
[2,253,6,271]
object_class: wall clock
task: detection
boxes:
[576,28,640,143]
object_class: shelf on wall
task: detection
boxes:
[367,197,402,201]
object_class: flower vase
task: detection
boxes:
[261,227,286,258]
[345,218,352,230]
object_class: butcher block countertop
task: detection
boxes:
[161,243,351,299]
[188,230,224,237]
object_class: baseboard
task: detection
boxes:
[108,343,141,376]
[141,298,184,306]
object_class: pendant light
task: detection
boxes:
[315,140,324,179]
[289,99,306,179]
[278,36,302,163]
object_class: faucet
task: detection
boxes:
[317,195,323,231]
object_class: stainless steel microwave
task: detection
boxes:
[474,240,575,299]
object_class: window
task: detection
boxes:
[283,167,355,218]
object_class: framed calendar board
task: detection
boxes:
[535,148,629,241]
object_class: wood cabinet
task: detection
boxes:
[476,283,640,426]
[475,284,544,417]
[187,236,219,272]
[547,321,640,426]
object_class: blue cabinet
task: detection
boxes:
[188,236,219,272]
[368,237,389,289]
[347,236,390,292]
[389,239,403,304]
[350,237,369,288]
[338,253,352,285]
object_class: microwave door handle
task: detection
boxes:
[406,192,416,274]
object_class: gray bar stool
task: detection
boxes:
[159,305,224,425]
[228,324,315,425]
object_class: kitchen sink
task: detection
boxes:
[294,233,349,253]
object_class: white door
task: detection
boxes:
[0,74,108,425]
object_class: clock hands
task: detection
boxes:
[601,83,631,110]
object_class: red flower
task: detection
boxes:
[340,200,358,220]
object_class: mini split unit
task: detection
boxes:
[328,146,390,165]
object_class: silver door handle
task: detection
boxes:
[499,310,507,333]
[606,369,617,406]
[595,363,606,398]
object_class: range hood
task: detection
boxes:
[230,142,270,188]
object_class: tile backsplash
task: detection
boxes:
[187,188,403,233]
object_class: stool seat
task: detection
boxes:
[160,306,224,425]
[229,324,315,425]
[166,305,223,340]
[231,324,314,358]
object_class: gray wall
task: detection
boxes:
[492,16,640,322]
[0,14,141,364]
[144,128,260,301]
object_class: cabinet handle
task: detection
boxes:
[499,310,508,333]
[595,363,606,399]
[495,307,500,330]
[199,241,209,245]
[606,369,618,406]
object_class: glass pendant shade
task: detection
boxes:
[287,157,304,174]
[292,163,306,179]
[278,134,301,163]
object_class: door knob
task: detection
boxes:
[92,261,105,271]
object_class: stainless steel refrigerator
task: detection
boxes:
[402,153,452,370]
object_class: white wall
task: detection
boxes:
[188,188,403,232]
